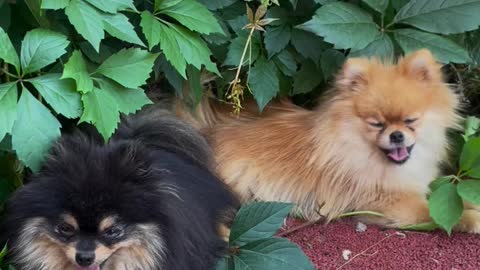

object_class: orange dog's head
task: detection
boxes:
[335,49,460,165]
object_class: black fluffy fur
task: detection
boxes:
[0,107,238,270]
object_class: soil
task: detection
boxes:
[283,218,480,270]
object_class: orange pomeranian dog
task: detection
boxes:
[177,49,480,232]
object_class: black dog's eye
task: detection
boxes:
[57,223,75,237]
[369,122,385,129]
[404,118,418,125]
[102,226,123,239]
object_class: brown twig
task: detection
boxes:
[277,218,324,237]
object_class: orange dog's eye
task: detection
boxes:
[404,118,418,125]
[368,121,384,129]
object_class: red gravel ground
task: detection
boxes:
[283,218,480,270]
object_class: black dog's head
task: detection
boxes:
[2,134,172,270]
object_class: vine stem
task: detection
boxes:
[233,26,256,84]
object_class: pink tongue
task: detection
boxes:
[388,147,409,161]
[76,266,99,270]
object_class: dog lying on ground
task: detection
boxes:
[0,107,238,270]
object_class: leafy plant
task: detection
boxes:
[217,202,314,270]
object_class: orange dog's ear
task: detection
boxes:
[398,49,442,82]
[336,58,370,92]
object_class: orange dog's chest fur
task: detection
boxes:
[184,50,480,232]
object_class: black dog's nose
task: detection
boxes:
[76,251,95,266]
[390,131,404,143]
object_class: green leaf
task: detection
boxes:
[25,0,50,28]
[62,50,94,93]
[96,78,152,115]
[0,83,17,142]
[140,11,162,51]
[65,0,104,52]
[428,182,463,235]
[156,0,223,35]
[297,2,380,50]
[320,49,345,80]
[224,34,260,67]
[362,0,389,14]
[230,202,292,246]
[186,66,203,106]
[0,3,11,31]
[198,0,236,10]
[169,24,220,75]
[392,0,409,11]
[20,28,69,74]
[399,222,440,231]
[459,137,480,178]
[291,29,328,63]
[273,49,297,77]
[84,0,136,13]
[393,0,480,35]
[292,60,323,95]
[155,21,187,78]
[41,0,70,10]
[349,34,394,61]
[0,27,20,73]
[102,13,145,47]
[394,29,471,64]
[249,57,280,112]
[235,238,314,270]
[29,74,82,118]
[79,88,120,140]
[12,89,61,171]
[458,181,480,205]
[96,48,158,89]
[264,25,291,58]
[464,116,480,140]
[429,176,453,193]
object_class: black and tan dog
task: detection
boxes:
[0,107,238,270]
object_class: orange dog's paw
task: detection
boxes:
[456,209,480,234]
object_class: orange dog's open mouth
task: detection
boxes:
[382,145,414,164]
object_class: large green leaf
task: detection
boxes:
[140,11,162,50]
[102,13,145,47]
[224,34,260,67]
[0,27,20,73]
[320,49,345,80]
[24,0,50,28]
[290,29,328,63]
[464,116,480,140]
[230,202,292,246]
[65,0,104,52]
[393,0,480,35]
[198,0,236,10]
[458,181,480,205]
[156,21,187,78]
[0,83,17,142]
[61,50,94,93]
[41,0,70,9]
[459,137,480,178]
[362,0,389,14]
[264,25,291,58]
[273,49,297,76]
[84,0,136,13]
[79,88,120,140]
[349,34,394,61]
[20,28,69,74]
[235,238,314,270]
[156,0,223,35]
[428,182,463,235]
[394,29,471,64]
[297,2,380,50]
[249,57,280,112]
[96,78,152,115]
[29,74,82,119]
[11,89,61,171]
[96,48,158,89]
[169,24,219,75]
[429,176,453,193]
[292,60,323,95]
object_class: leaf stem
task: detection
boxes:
[1,67,19,80]
[234,27,256,84]
[334,210,385,219]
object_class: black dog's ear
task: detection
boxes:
[111,141,155,180]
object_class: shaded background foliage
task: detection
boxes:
[1,0,480,268]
